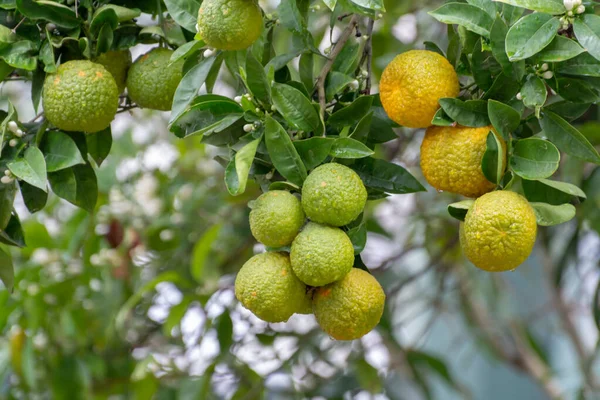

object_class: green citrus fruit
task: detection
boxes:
[126,48,183,111]
[420,125,507,198]
[43,60,119,133]
[197,0,263,51]
[249,191,305,248]
[235,252,307,323]
[461,191,537,272]
[95,50,132,93]
[290,222,354,287]
[379,50,459,128]
[301,163,367,227]
[297,289,314,315]
[313,269,385,341]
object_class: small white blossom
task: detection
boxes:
[542,71,554,80]
[32,332,48,349]
[26,284,40,296]
[9,139,18,147]
[203,48,216,58]
[516,92,523,100]
[7,121,18,133]
[159,229,174,241]
[541,63,549,71]
[16,129,24,137]
[564,0,576,10]
[234,95,243,103]
[243,124,254,133]
[1,176,13,184]
[576,5,585,14]
[349,80,360,90]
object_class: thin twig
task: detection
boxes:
[28,112,44,123]
[11,17,26,33]
[116,104,140,114]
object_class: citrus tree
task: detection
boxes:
[0,0,600,398]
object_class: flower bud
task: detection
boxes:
[542,71,554,80]
[541,63,549,71]
[203,48,215,58]
[9,139,18,147]
[563,0,575,10]
[234,95,243,103]
[7,121,18,133]
[349,80,360,90]
[243,124,254,133]
[516,92,523,100]
[576,5,585,14]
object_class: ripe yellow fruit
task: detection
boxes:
[235,252,307,323]
[461,191,537,272]
[249,191,305,248]
[420,125,506,198]
[126,48,184,111]
[95,50,132,93]
[379,50,459,128]
[290,222,354,287]
[301,163,367,227]
[313,269,385,341]
[43,60,119,133]
[197,0,264,51]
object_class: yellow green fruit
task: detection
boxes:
[297,289,314,315]
[313,269,385,341]
[197,0,263,51]
[235,252,307,323]
[95,50,132,93]
[379,50,459,128]
[290,222,354,287]
[126,48,183,111]
[249,191,305,248]
[43,60,119,133]
[420,125,506,198]
[461,191,537,272]
[301,163,367,227]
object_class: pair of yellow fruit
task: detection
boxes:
[380,50,537,272]
[235,164,386,341]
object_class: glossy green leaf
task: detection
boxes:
[0,246,13,290]
[299,52,314,93]
[293,137,334,170]
[170,57,218,123]
[272,83,320,133]
[556,53,600,77]
[493,0,565,14]
[0,213,25,248]
[246,52,271,105]
[19,181,47,214]
[163,0,202,32]
[522,178,586,205]
[431,108,454,127]
[0,40,37,71]
[439,98,490,127]
[346,222,367,254]
[544,101,590,121]
[16,0,80,28]
[265,116,307,186]
[170,97,243,139]
[521,75,547,109]
[325,71,355,101]
[488,100,520,140]
[505,13,559,61]
[554,78,600,104]
[428,3,494,36]
[8,147,47,191]
[351,157,426,194]
[86,127,112,167]
[530,202,576,226]
[540,111,600,164]
[330,138,374,159]
[573,15,600,62]
[48,164,98,212]
[448,200,474,221]
[510,138,560,179]
[41,131,86,172]
[170,40,205,66]
[191,224,221,283]
[225,139,260,196]
[534,36,584,63]
[0,181,16,230]
[328,96,374,129]
[482,131,504,184]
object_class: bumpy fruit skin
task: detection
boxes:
[249,191,305,247]
[95,50,132,93]
[420,125,506,198]
[235,252,307,323]
[197,0,263,51]
[43,60,119,133]
[290,222,354,286]
[126,48,183,111]
[301,163,367,227]
[379,50,459,128]
[313,269,385,341]
[461,191,537,272]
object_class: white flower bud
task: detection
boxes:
[542,71,554,80]
[255,108,260,113]
[243,124,254,133]
[377,13,383,19]
[576,5,585,14]
[7,121,18,133]
[16,129,24,137]
[195,23,200,32]
[203,48,215,58]
[234,95,243,103]
[271,105,277,112]
[567,10,574,16]
[4,170,11,177]
[541,63,549,71]
[9,139,17,147]
[1,176,12,184]
[575,0,582,6]
[516,92,523,100]
[563,0,575,10]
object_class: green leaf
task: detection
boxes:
[439,98,490,127]
[328,96,374,129]
[522,178,585,205]
[264,116,307,186]
[0,41,37,71]
[41,131,86,172]
[521,75,547,109]
[406,350,459,392]
[483,72,523,101]
[553,78,600,104]
[293,137,335,170]
[170,57,217,123]
[347,0,385,12]
[48,164,98,213]
[246,52,271,105]
[530,202,576,226]
[346,222,367,254]
[556,53,600,77]
[170,97,243,139]
[272,83,321,133]
[573,15,600,62]
[299,52,314,93]
[351,157,426,194]
[90,7,118,36]
[490,17,523,80]
[492,0,565,14]
[94,5,141,21]
[0,246,13,290]
[225,139,260,196]
[215,311,233,352]
[355,359,382,394]
[16,0,80,28]
[170,40,205,66]
[482,131,504,184]
[471,40,500,91]
[510,138,560,179]
[325,71,355,102]
[540,111,600,164]
[428,3,494,36]
[488,100,520,140]
[448,200,474,221]
[19,182,47,214]
[0,213,25,248]
[163,0,202,33]
[467,0,496,17]
[8,147,47,192]
[330,138,374,159]
[534,36,584,63]
[278,0,316,51]
[505,14,560,61]
[191,224,221,284]
[431,108,455,126]
[332,41,360,74]
[0,181,16,230]
[86,127,112,167]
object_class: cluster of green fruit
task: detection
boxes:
[42,47,183,133]
[235,163,386,341]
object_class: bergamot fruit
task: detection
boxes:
[461,191,537,272]
[420,125,506,198]
[43,60,119,133]
[197,0,263,51]
[95,50,132,93]
[301,163,367,227]
[235,252,307,323]
[313,269,385,341]
[126,48,183,111]
[290,222,354,287]
[379,50,459,128]
[249,191,305,248]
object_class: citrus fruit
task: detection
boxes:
[95,50,132,93]
[197,0,264,51]
[43,60,119,133]
[126,48,183,111]
[235,252,307,323]
[301,163,367,227]
[379,50,459,128]
[461,191,537,272]
[290,222,354,287]
[420,125,506,198]
[313,269,385,341]
[249,191,305,248]
[297,289,314,315]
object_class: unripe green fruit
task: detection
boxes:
[95,50,132,93]
[249,191,305,248]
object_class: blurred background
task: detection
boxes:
[1,0,599,399]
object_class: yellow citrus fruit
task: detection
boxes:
[249,191,305,248]
[290,222,354,287]
[95,50,132,93]
[197,0,263,51]
[301,163,367,227]
[126,48,184,111]
[420,125,506,198]
[43,60,119,133]
[313,269,385,341]
[235,252,307,323]
[379,50,459,128]
[461,191,537,272]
